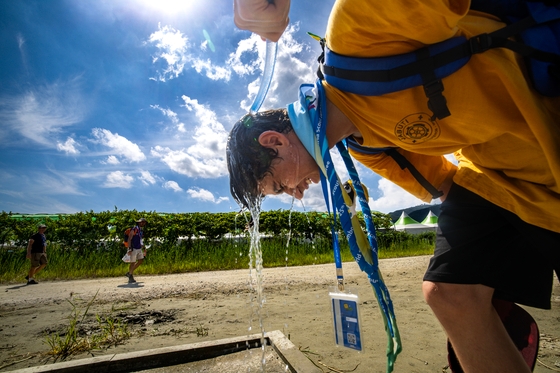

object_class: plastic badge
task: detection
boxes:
[330,289,363,351]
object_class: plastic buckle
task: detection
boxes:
[469,34,491,54]
[423,79,444,97]
[423,80,450,120]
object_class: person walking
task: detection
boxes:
[26,224,48,285]
[125,218,147,283]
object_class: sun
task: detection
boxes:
[137,0,197,15]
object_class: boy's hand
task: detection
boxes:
[234,0,290,42]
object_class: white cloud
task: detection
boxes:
[103,155,120,165]
[152,145,225,178]
[146,23,233,83]
[57,137,80,154]
[151,105,186,133]
[146,24,190,82]
[227,35,261,76]
[232,24,317,111]
[103,171,134,188]
[139,170,157,185]
[0,79,85,146]
[163,180,183,192]
[187,187,228,203]
[368,178,427,213]
[181,96,228,158]
[191,59,231,81]
[91,128,146,162]
[151,96,228,178]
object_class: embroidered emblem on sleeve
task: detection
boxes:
[394,113,440,145]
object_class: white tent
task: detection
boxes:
[393,211,435,234]
[420,210,439,227]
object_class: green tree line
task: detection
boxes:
[0,209,396,250]
[0,210,435,282]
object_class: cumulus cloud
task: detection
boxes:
[231,24,317,111]
[146,24,190,82]
[187,187,228,203]
[103,171,134,188]
[151,96,228,178]
[102,155,120,165]
[227,35,261,76]
[163,180,183,192]
[57,137,80,154]
[369,178,427,213]
[145,20,315,85]
[139,171,157,185]
[191,58,231,81]
[91,128,146,162]
[146,24,231,82]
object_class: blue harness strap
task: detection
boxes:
[316,0,560,120]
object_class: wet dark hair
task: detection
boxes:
[226,109,293,210]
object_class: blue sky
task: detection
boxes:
[0,0,436,215]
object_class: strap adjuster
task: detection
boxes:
[469,34,492,54]
[423,79,445,97]
[423,80,450,120]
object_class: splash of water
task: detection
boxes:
[244,196,267,372]
[299,199,318,265]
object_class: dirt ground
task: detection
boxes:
[0,256,559,373]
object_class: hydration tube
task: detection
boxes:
[249,39,278,113]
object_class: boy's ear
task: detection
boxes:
[258,131,288,148]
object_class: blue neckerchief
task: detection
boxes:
[287,83,342,284]
[288,80,402,373]
[287,84,326,176]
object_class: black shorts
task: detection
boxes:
[423,184,560,310]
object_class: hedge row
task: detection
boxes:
[0,209,396,250]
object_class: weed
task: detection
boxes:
[196,325,209,337]
[44,291,130,361]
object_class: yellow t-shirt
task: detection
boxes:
[324,0,560,232]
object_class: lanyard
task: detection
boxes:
[313,80,402,372]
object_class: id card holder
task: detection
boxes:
[329,289,363,351]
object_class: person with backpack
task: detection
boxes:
[125,218,147,284]
[229,1,560,372]
[25,224,48,285]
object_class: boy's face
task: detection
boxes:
[257,131,320,199]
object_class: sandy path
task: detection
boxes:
[1,256,559,372]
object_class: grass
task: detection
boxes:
[0,233,435,283]
[44,291,131,361]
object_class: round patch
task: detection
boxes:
[394,113,440,145]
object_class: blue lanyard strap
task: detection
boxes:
[314,80,402,372]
